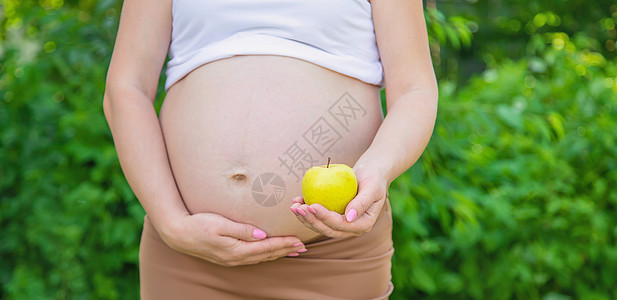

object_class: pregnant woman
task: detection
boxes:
[103,0,437,299]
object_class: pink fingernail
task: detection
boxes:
[308,206,317,214]
[253,229,267,239]
[297,248,308,253]
[297,208,307,217]
[290,207,298,215]
[346,209,358,222]
[293,242,303,247]
[287,253,299,257]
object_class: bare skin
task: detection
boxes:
[159,54,383,242]
[103,0,437,267]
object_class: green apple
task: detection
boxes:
[301,158,358,214]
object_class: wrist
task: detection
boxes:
[149,210,190,247]
[353,155,393,184]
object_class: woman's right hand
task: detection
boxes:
[155,213,306,267]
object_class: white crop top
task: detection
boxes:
[165,0,384,91]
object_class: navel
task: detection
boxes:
[230,173,248,183]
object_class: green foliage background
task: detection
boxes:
[1,0,616,299]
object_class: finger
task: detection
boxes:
[291,196,305,204]
[355,196,385,223]
[217,218,270,242]
[239,236,306,264]
[344,181,383,222]
[290,202,306,217]
[298,204,357,238]
[291,203,322,234]
[310,203,373,234]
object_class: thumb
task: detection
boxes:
[344,185,375,223]
[218,219,268,242]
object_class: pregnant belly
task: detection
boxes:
[159,55,384,242]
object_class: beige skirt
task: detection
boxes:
[139,199,394,300]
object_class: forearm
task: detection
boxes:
[103,86,189,237]
[355,88,438,184]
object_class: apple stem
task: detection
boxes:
[327,157,331,168]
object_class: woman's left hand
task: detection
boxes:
[289,164,389,239]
